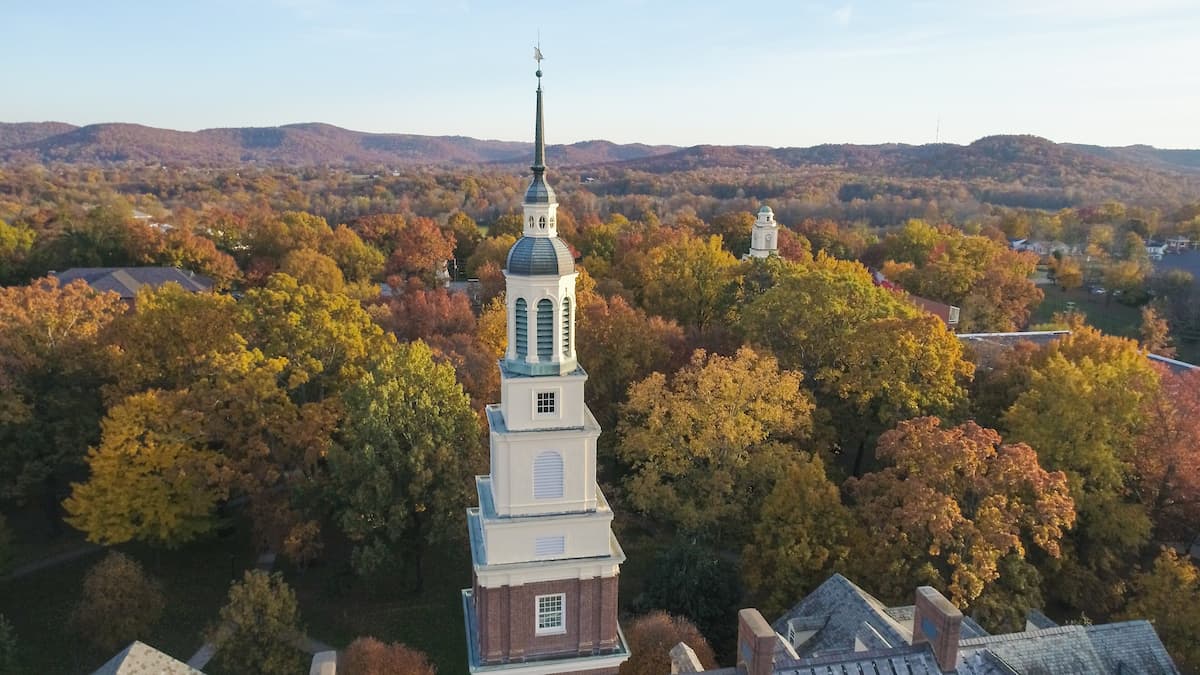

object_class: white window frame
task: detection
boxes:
[533,389,560,419]
[536,593,566,635]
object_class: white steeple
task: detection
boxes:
[462,58,630,674]
[748,205,779,259]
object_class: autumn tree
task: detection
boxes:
[817,314,973,472]
[105,282,241,399]
[386,217,455,283]
[465,234,517,276]
[70,551,165,651]
[576,293,686,430]
[617,347,814,539]
[740,254,917,373]
[1138,305,1173,356]
[846,417,1075,631]
[880,220,1042,331]
[340,637,437,675]
[325,224,385,283]
[1004,330,1161,615]
[325,341,482,586]
[1132,368,1200,541]
[638,233,739,331]
[156,227,240,290]
[64,390,229,548]
[445,210,482,263]
[280,248,346,293]
[705,211,755,255]
[741,454,854,619]
[620,612,716,675]
[1119,549,1200,673]
[238,273,390,404]
[0,278,124,504]
[374,278,476,343]
[0,219,36,284]
[208,570,305,675]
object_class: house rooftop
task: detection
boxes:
[54,267,213,300]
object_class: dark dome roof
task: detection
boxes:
[524,174,556,204]
[507,236,574,276]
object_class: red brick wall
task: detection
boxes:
[474,573,621,665]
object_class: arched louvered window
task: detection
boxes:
[561,297,571,355]
[528,216,535,230]
[515,298,528,359]
[533,451,564,499]
[537,299,554,361]
[539,216,546,229]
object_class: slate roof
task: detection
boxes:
[91,641,202,675]
[55,267,213,300]
[766,574,1179,675]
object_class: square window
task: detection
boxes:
[536,391,556,415]
[536,593,565,634]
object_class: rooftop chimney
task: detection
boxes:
[737,609,777,675]
[911,587,962,672]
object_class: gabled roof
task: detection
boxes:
[772,573,911,657]
[55,267,213,299]
[767,574,1179,675]
[91,641,202,675]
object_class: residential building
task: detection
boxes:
[53,267,213,301]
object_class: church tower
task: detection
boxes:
[462,60,630,675]
[747,205,779,258]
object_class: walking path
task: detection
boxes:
[2,542,101,581]
[185,549,335,669]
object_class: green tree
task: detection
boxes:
[209,570,305,675]
[1119,549,1200,673]
[326,341,483,586]
[465,235,517,276]
[64,390,229,548]
[741,454,853,619]
[618,347,814,538]
[846,417,1075,631]
[0,614,18,675]
[638,540,740,658]
[487,212,524,240]
[70,551,166,651]
[620,612,716,675]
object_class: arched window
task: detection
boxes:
[537,299,554,361]
[533,451,564,499]
[515,298,528,359]
[528,216,535,229]
[561,297,571,355]
[539,216,546,229]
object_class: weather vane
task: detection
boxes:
[534,32,544,78]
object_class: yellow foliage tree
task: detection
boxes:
[64,390,229,547]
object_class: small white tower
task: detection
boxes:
[462,58,630,675]
[748,205,779,259]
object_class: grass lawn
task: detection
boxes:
[0,526,256,675]
[1,504,676,675]
[1030,285,1142,337]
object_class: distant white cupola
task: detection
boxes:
[748,205,779,259]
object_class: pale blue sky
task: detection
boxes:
[3,0,1198,148]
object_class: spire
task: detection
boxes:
[523,49,556,207]
[532,49,546,173]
